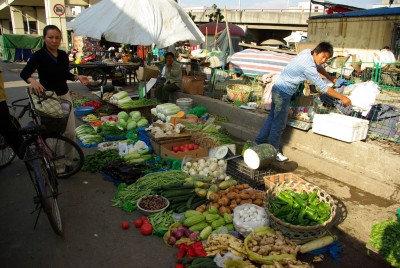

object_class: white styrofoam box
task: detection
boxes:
[312,113,369,142]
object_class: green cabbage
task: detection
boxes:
[127,121,137,131]
[118,118,127,129]
[118,111,129,121]
[137,118,149,127]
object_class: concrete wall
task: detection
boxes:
[307,15,400,65]
[190,10,310,27]
[173,92,400,202]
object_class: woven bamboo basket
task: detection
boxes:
[264,173,306,190]
[264,180,336,243]
[226,84,252,103]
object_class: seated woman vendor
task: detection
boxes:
[155,52,182,103]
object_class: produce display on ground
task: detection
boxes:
[68,93,382,268]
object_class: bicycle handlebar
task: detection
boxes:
[10,98,31,119]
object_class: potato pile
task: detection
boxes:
[208,184,265,215]
[247,230,300,256]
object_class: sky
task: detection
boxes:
[178,0,383,10]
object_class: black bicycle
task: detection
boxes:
[1,96,84,178]
[0,91,84,235]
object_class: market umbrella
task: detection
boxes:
[198,22,245,37]
[67,0,205,48]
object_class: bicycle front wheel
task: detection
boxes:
[0,116,21,168]
[30,157,63,236]
[42,134,84,179]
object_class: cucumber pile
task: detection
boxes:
[152,183,208,213]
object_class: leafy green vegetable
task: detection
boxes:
[369,218,400,267]
[97,122,126,137]
[82,149,121,172]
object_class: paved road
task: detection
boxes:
[0,62,390,268]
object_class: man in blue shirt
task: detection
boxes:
[255,42,351,161]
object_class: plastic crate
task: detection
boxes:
[226,157,274,190]
[312,113,369,142]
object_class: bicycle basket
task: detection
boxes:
[39,99,71,134]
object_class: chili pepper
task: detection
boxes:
[308,190,318,203]
[304,206,318,221]
[299,191,309,200]
[288,190,307,207]
[277,192,294,206]
[297,208,307,225]
[191,241,207,257]
[176,243,187,266]
[274,203,292,218]
[319,212,331,222]
[318,202,331,213]
[285,210,296,222]
[275,200,289,206]
[310,197,320,206]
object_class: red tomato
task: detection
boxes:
[141,216,148,222]
[193,144,199,150]
[184,143,189,148]
[134,219,143,228]
[172,146,180,152]
[188,144,194,150]
[140,223,153,235]
[121,221,130,230]
[179,145,186,151]
[182,148,189,152]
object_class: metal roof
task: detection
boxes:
[309,7,400,19]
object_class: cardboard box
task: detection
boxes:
[160,139,208,160]
[312,113,369,142]
[150,136,189,155]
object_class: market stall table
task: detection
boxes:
[70,62,140,90]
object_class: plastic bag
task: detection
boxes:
[233,204,269,237]
[214,252,243,268]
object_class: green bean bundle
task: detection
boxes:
[112,170,189,212]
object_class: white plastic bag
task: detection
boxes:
[214,252,243,268]
[233,204,269,237]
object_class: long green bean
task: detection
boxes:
[112,171,189,212]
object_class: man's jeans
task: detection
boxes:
[255,87,291,151]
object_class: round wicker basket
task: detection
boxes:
[226,84,252,103]
[264,180,336,243]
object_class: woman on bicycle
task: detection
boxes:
[0,70,24,159]
[20,25,89,173]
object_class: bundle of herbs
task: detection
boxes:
[191,131,234,148]
[368,218,400,267]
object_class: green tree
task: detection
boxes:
[188,11,196,21]
[206,4,224,22]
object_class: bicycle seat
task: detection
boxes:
[19,123,47,136]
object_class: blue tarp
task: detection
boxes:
[310,7,400,19]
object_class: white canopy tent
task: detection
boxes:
[67,0,205,48]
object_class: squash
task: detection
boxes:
[243,143,277,170]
